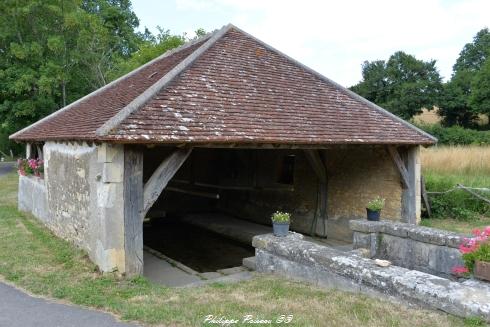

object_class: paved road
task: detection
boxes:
[0,162,15,176]
[0,282,137,327]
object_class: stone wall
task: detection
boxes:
[350,220,464,277]
[18,175,49,222]
[324,147,403,240]
[18,142,127,273]
[253,233,490,322]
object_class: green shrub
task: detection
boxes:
[367,196,385,212]
[271,211,291,223]
[424,172,490,220]
[416,124,490,145]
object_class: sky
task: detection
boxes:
[131,0,490,87]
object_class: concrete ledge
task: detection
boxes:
[349,220,465,248]
[253,233,490,322]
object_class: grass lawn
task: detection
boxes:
[0,172,482,327]
[421,216,490,235]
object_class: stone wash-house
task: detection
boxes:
[10,24,436,276]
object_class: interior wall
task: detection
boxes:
[324,147,402,240]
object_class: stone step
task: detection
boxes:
[217,266,247,275]
[242,256,256,270]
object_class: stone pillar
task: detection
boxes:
[26,143,32,159]
[95,143,126,273]
[401,146,421,224]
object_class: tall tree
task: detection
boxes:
[439,28,490,127]
[0,0,142,154]
[351,51,443,120]
[470,57,490,117]
[109,27,207,80]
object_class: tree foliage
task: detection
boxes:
[350,51,443,119]
[0,0,197,155]
[439,28,490,127]
[109,27,207,80]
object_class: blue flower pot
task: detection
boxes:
[273,222,290,237]
[366,209,381,221]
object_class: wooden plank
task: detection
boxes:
[304,149,327,183]
[387,146,410,189]
[143,148,192,216]
[421,175,431,217]
[123,146,144,276]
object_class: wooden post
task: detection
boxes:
[401,146,421,224]
[421,175,431,217]
[143,148,192,217]
[36,144,43,160]
[304,150,328,237]
[124,146,144,276]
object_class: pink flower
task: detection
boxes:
[484,227,490,237]
[472,229,482,237]
[459,238,479,254]
[452,266,469,275]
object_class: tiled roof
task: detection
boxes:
[11,24,436,145]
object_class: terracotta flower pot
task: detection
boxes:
[474,261,490,282]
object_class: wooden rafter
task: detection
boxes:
[304,149,327,184]
[143,148,192,217]
[386,146,410,189]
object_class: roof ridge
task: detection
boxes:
[229,26,437,144]
[9,28,217,141]
[95,24,234,137]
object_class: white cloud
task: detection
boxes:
[139,0,490,86]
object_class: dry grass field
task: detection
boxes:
[421,145,490,233]
[413,108,489,126]
[421,145,490,176]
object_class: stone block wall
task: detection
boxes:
[18,141,127,273]
[350,220,464,277]
[18,175,49,222]
[324,147,402,240]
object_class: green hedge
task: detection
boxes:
[416,124,490,145]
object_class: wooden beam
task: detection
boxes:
[304,149,327,183]
[143,148,192,216]
[421,175,431,217]
[123,147,144,276]
[386,146,410,189]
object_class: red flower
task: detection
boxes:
[452,266,469,274]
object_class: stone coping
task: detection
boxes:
[349,220,465,248]
[19,174,45,185]
[253,233,490,322]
